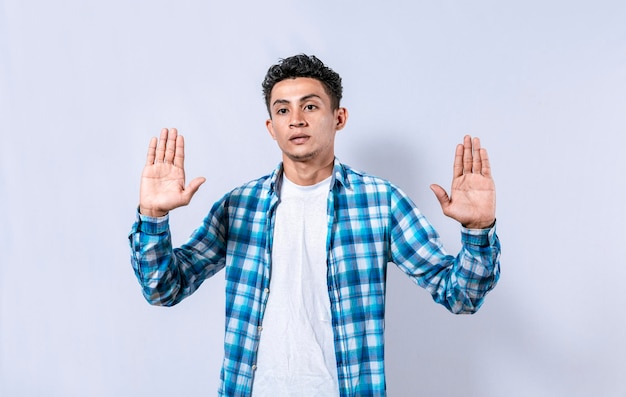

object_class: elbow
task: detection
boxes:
[446,273,500,315]
[141,286,182,307]
[146,297,178,307]
[448,300,482,315]
[444,289,488,315]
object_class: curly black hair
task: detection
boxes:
[262,54,343,115]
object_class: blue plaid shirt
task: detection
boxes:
[129,159,500,397]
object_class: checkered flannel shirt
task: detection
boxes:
[129,159,501,396]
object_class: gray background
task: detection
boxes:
[1,1,625,396]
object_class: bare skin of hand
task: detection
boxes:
[430,135,496,229]
[139,128,206,218]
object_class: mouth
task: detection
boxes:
[289,134,310,144]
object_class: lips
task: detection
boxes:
[289,134,310,144]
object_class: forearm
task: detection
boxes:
[390,196,500,314]
[128,206,228,306]
[128,212,186,306]
[444,223,501,313]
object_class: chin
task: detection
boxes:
[285,151,317,162]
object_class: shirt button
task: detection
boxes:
[258,326,263,332]
[264,288,270,294]
[252,364,257,371]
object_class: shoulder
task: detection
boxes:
[338,163,402,195]
[231,173,274,195]
[336,162,417,213]
[216,169,277,210]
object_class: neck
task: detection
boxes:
[282,156,334,186]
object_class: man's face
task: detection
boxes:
[266,77,347,166]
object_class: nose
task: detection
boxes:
[289,109,306,128]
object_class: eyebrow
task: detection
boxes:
[271,94,322,108]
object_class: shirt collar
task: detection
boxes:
[268,157,351,196]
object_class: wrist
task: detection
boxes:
[463,219,496,230]
[139,206,168,218]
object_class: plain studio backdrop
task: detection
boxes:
[1,1,625,396]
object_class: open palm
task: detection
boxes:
[430,136,496,229]
[139,128,205,217]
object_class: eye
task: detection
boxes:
[304,104,317,111]
[276,108,288,115]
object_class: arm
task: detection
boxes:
[129,128,220,306]
[391,136,500,313]
[129,202,228,306]
[390,191,500,314]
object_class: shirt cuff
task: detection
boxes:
[460,221,497,247]
[136,209,170,235]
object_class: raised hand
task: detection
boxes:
[430,135,496,229]
[139,128,206,217]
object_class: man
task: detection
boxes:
[129,54,500,397]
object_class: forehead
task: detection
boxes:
[270,77,330,104]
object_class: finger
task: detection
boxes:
[430,184,450,209]
[174,134,185,168]
[452,143,464,178]
[472,136,482,173]
[164,128,178,164]
[480,148,492,177]
[182,177,207,203]
[462,135,473,174]
[155,128,168,163]
[145,137,157,166]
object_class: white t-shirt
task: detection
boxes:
[252,175,339,397]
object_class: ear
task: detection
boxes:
[266,118,277,140]
[335,107,349,131]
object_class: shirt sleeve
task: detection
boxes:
[128,199,229,306]
[389,188,500,314]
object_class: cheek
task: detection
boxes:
[314,115,331,130]
[270,122,287,140]
[321,117,338,138]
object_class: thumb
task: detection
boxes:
[430,184,450,208]
[183,177,206,201]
